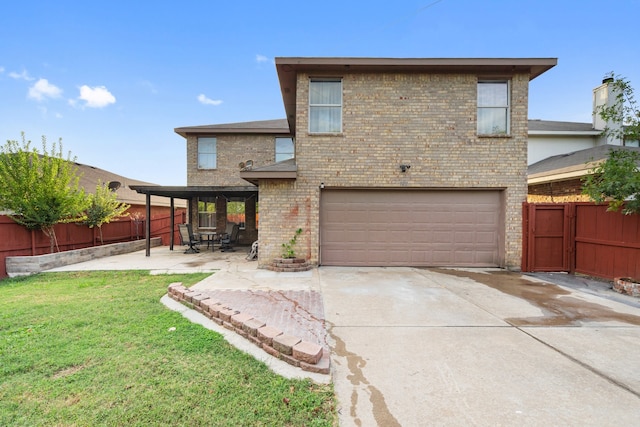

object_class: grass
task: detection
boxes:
[0,271,336,426]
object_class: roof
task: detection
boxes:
[528,120,599,135]
[239,158,297,185]
[74,161,185,208]
[276,57,558,132]
[528,145,640,184]
[175,119,291,138]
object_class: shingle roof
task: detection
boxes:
[74,162,184,207]
[528,145,640,181]
[239,158,297,185]
[175,119,291,137]
[528,120,598,133]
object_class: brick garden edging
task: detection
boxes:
[167,282,330,374]
[613,277,640,297]
[266,258,313,273]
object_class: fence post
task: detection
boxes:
[567,203,576,274]
[145,193,151,256]
[521,202,529,272]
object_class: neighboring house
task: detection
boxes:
[528,145,640,202]
[134,57,557,269]
[527,78,640,201]
[527,120,601,165]
[75,163,186,214]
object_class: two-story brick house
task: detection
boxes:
[135,57,556,269]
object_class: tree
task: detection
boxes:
[595,72,640,144]
[582,149,640,215]
[84,181,131,245]
[583,72,640,215]
[0,133,89,252]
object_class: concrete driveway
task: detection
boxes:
[46,248,640,425]
[320,267,640,426]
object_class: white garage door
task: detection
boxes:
[320,189,502,267]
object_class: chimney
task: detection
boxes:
[592,77,623,145]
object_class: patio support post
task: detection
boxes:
[170,197,175,250]
[145,193,151,257]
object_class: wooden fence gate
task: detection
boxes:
[522,203,574,273]
[522,202,640,281]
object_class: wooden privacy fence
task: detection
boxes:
[0,210,185,278]
[522,202,640,281]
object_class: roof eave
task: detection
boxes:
[174,127,291,138]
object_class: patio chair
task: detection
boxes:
[219,223,240,252]
[178,224,200,254]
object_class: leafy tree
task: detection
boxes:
[595,72,640,144]
[84,181,131,244]
[582,149,640,215]
[0,133,89,252]
[584,73,640,214]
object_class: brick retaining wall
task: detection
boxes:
[5,237,162,277]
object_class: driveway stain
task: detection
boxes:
[329,324,401,427]
[183,260,208,267]
[432,269,640,326]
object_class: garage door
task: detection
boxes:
[320,189,502,267]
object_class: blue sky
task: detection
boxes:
[1,0,639,185]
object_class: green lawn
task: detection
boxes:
[0,271,336,426]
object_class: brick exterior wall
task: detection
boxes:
[527,178,591,203]
[186,133,279,243]
[258,72,530,269]
[186,134,278,186]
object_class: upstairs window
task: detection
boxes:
[309,79,342,133]
[477,81,510,135]
[275,137,294,162]
[198,137,217,169]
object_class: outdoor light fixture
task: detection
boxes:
[400,164,411,173]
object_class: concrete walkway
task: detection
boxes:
[47,248,640,426]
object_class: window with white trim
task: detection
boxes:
[198,137,217,169]
[275,137,294,162]
[198,198,216,229]
[477,81,510,135]
[309,79,342,133]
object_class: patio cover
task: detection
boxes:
[129,185,258,256]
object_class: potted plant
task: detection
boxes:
[269,228,311,272]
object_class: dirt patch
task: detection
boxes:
[52,364,87,379]
[432,269,640,326]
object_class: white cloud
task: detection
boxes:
[10,69,34,81]
[197,94,222,106]
[0,66,4,73]
[28,78,63,101]
[77,85,116,108]
[256,54,269,63]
